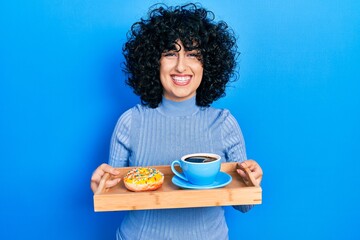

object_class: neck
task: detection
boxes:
[156,96,199,116]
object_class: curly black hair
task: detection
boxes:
[123,3,238,108]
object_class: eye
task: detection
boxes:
[162,52,177,58]
[187,51,201,59]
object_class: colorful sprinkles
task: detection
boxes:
[124,167,164,185]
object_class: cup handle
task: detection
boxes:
[171,160,188,182]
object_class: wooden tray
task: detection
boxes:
[93,162,262,212]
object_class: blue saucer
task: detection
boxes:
[172,172,232,189]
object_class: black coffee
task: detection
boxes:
[184,156,218,163]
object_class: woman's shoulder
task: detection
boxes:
[202,106,233,119]
[117,104,155,121]
[202,106,240,127]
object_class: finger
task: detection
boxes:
[238,160,258,173]
[238,162,258,186]
[251,166,263,180]
[90,180,99,193]
[242,160,263,177]
[93,174,122,194]
[245,167,259,187]
[91,168,103,193]
[237,161,248,170]
[236,169,253,186]
[91,165,106,182]
[236,169,249,186]
[91,164,119,193]
[249,169,262,186]
[236,162,250,182]
[236,168,248,180]
[243,160,257,170]
[91,164,120,185]
[100,163,120,176]
[105,178,122,188]
[256,172,263,184]
[91,171,109,194]
[253,171,263,180]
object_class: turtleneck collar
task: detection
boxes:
[156,96,200,117]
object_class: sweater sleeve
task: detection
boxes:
[221,110,254,213]
[108,109,132,168]
[221,110,247,162]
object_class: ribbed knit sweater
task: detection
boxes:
[109,96,252,240]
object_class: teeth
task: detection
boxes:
[172,76,190,82]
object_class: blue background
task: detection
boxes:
[1,0,359,239]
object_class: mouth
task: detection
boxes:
[171,75,191,86]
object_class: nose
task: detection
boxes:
[175,55,186,73]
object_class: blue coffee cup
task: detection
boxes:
[171,153,221,185]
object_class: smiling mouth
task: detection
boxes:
[171,75,191,86]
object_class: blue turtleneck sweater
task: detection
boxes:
[109,96,252,240]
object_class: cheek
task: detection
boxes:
[159,62,173,77]
[159,67,167,82]
[159,64,165,76]
[159,70,170,88]
[196,67,204,81]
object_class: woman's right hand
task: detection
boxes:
[90,163,121,193]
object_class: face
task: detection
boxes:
[159,41,203,102]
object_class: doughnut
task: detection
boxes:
[123,167,164,192]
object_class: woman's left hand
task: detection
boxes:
[236,160,263,187]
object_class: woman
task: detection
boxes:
[91,3,263,240]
